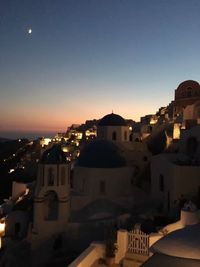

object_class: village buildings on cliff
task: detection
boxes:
[1,80,200,267]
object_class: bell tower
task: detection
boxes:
[31,145,70,249]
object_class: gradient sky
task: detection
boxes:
[1,0,200,133]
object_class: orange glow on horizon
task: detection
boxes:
[0,101,162,132]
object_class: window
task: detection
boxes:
[186,136,198,157]
[68,166,71,184]
[124,131,127,141]
[197,107,200,118]
[100,180,106,194]
[112,131,117,141]
[41,166,44,186]
[187,87,192,97]
[81,178,85,192]
[14,223,21,236]
[53,235,63,251]
[48,168,54,186]
[41,174,44,186]
[159,174,164,192]
[61,167,65,185]
[167,191,170,212]
[70,170,74,188]
[143,156,148,162]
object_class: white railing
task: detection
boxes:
[127,226,149,256]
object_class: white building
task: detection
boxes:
[151,126,200,214]
[72,139,135,214]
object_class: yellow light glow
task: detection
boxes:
[62,147,69,153]
[150,118,157,125]
[77,132,83,139]
[85,130,97,137]
[24,188,29,196]
[40,138,51,147]
[0,221,5,236]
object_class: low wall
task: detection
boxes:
[68,242,105,267]
[115,229,128,264]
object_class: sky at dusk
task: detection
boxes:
[1,0,200,135]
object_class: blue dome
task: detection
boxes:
[41,145,66,164]
[98,113,127,126]
[78,140,126,168]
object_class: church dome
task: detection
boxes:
[98,113,127,126]
[41,145,66,164]
[177,80,200,91]
[151,224,200,260]
[175,80,200,100]
[78,140,126,168]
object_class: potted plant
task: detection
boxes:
[105,228,117,266]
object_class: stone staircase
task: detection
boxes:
[123,252,149,267]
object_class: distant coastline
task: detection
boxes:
[0,131,58,140]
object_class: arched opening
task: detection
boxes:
[159,174,164,192]
[61,167,65,185]
[81,178,86,192]
[44,191,59,221]
[40,166,44,186]
[129,134,133,141]
[100,180,106,194]
[53,234,63,251]
[14,222,21,237]
[186,136,198,157]
[112,131,117,141]
[143,156,148,162]
[48,168,54,186]
[149,126,152,132]
[70,170,74,188]
[181,91,185,98]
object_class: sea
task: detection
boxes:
[0,131,58,141]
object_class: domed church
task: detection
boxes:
[71,112,147,219]
[71,139,134,214]
[173,80,200,118]
[97,112,132,142]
